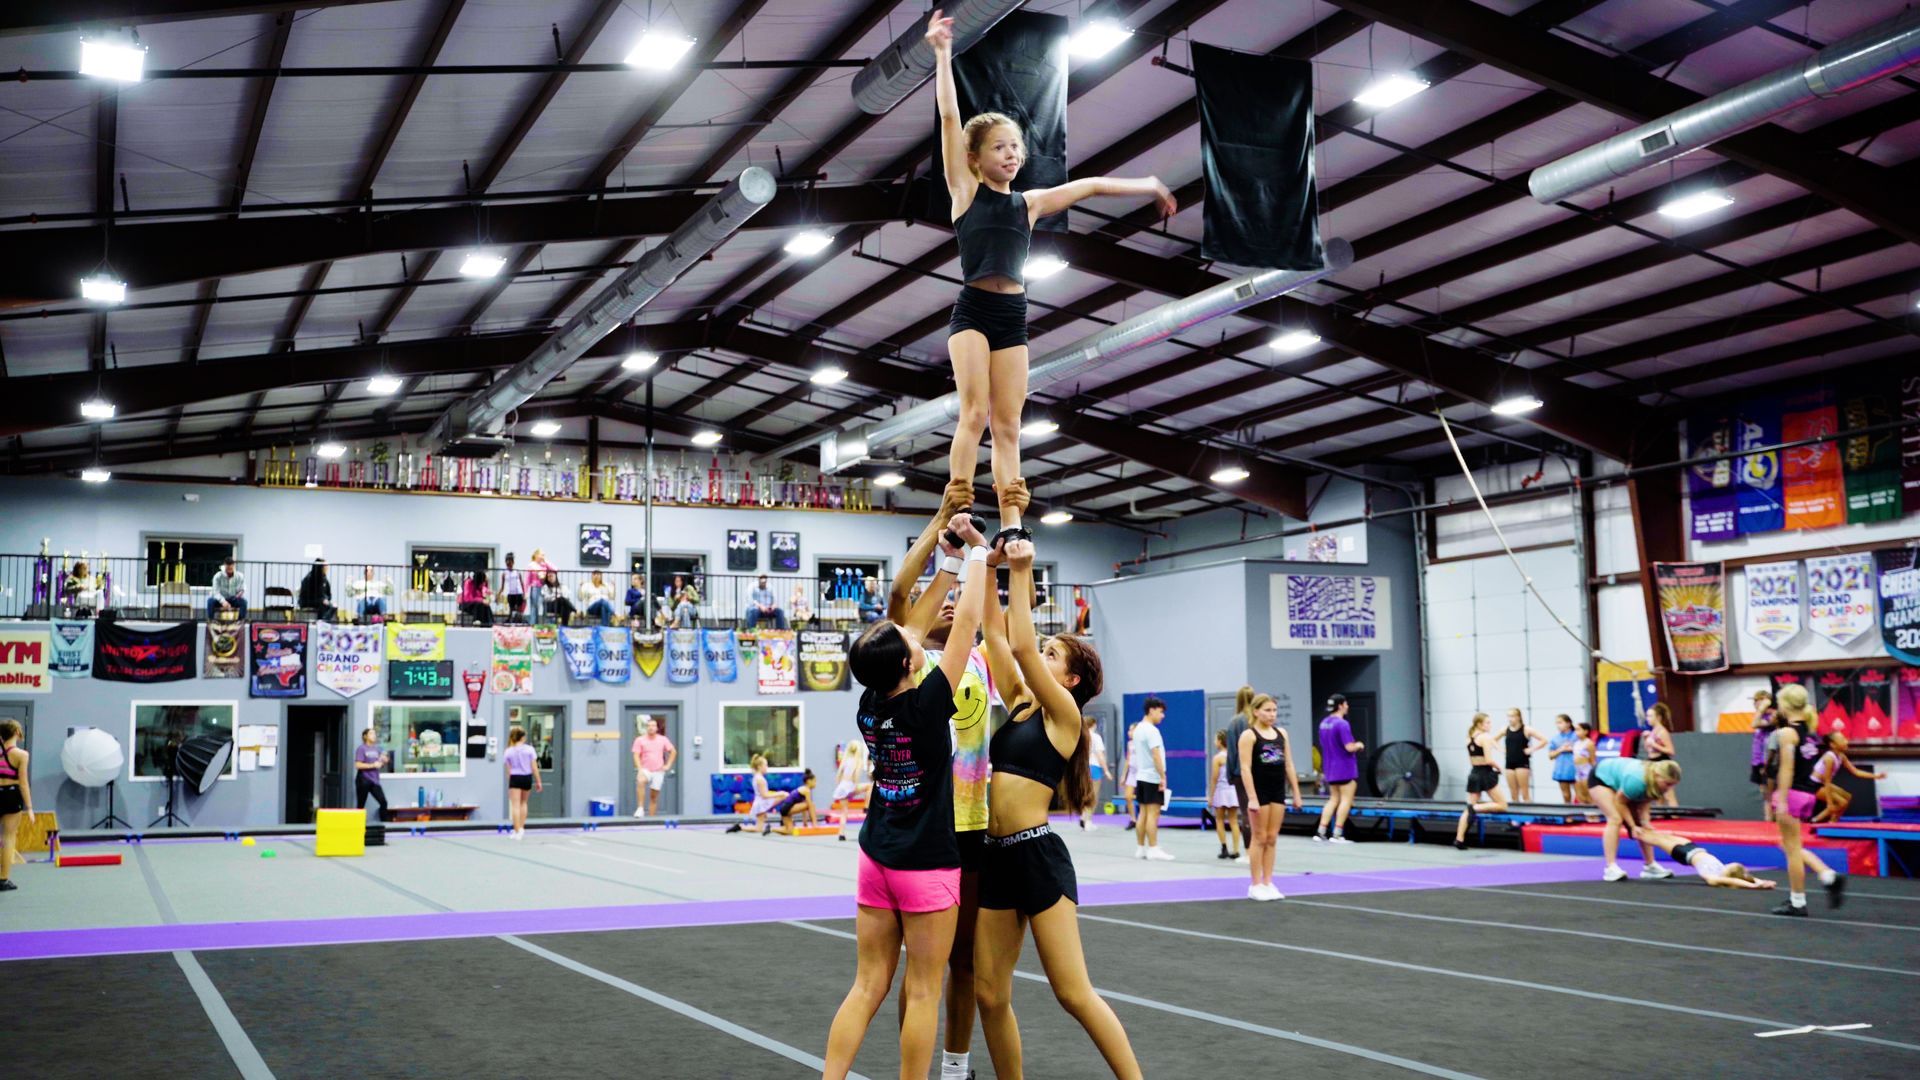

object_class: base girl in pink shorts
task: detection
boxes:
[823,513,991,1080]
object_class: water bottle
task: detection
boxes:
[417,785,425,808]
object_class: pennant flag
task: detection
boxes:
[757,629,798,694]
[464,667,486,715]
[703,629,738,683]
[0,628,51,694]
[313,622,382,697]
[249,623,308,698]
[1805,553,1876,647]
[1685,409,1739,541]
[635,633,665,678]
[490,625,535,696]
[1735,396,1785,534]
[533,625,559,665]
[94,621,195,683]
[1875,547,1920,665]
[1782,387,1844,529]
[1741,561,1801,650]
[594,626,632,685]
[49,619,93,677]
[203,621,245,679]
[667,629,700,685]
[560,627,597,680]
[799,630,850,692]
[1840,378,1900,523]
[1194,43,1322,269]
[1653,562,1729,674]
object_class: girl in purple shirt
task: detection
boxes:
[503,725,540,839]
[1313,694,1362,844]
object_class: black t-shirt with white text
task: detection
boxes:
[857,665,959,871]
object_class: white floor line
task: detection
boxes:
[1281,898,1919,977]
[1416,880,1920,932]
[563,837,690,874]
[1076,912,1920,1054]
[502,934,862,1078]
[784,921,1487,1079]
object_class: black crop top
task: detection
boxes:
[988,700,1066,790]
[955,187,1032,286]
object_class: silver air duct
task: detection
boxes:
[851,0,1025,115]
[769,237,1354,469]
[1529,7,1920,204]
[421,166,778,452]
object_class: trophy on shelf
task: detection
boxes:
[410,554,431,593]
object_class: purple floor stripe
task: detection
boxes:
[0,857,1602,964]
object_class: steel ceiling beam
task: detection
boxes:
[0,0,385,34]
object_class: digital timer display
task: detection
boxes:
[388,659,455,698]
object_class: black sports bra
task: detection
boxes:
[988,700,1066,790]
[1467,736,1489,762]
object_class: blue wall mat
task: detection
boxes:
[1604,678,1658,732]
[1124,689,1207,798]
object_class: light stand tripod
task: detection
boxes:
[150,745,189,828]
[92,778,133,830]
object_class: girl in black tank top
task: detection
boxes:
[1500,709,1542,803]
[929,10,1177,541]
[1456,714,1508,849]
[1767,687,1845,915]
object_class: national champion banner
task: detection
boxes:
[667,629,700,685]
[1805,552,1876,647]
[314,622,382,697]
[489,625,535,696]
[1742,561,1801,650]
[0,628,52,694]
[756,629,797,694]
[49,619,93,677]
[384,622,445,662]
[1875,547,1920,665]
[799,630,850,692]
[94,621,195,683]
[249,623,308,698]
[593,626,632,685]
[203,621,245,679]
[1653,562,1728,674]
[1269,574,1392,650]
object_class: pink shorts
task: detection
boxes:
[856,850,961,913]
[1784,789,1818,822]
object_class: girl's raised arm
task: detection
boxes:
[928,11,974,211]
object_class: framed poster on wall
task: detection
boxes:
[770,531,800,573]
[726,529,758,571]
[579,523,613,567]
[1269,573,1392,650]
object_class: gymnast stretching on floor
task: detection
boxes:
[1630,827,1777,890]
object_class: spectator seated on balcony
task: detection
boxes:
[790,582,813,629]
[578,570,616,627]
[857,575,883,624]
[458,570,493,627]
[299,559,337,621]
[540,570,575,626]
[207,557,247,621]
[654,575,698,629]
[625,573,648,627]
[351,565,392,623]
[744,574,787,631]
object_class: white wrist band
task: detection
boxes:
[940,555,962,576]
[965,545,989,563]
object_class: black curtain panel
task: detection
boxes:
[932,10,1070,234]
[1194,43,1324,270]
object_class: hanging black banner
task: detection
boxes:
[1193,43,1324,270]
[94,621,196,683]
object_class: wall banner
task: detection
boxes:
[1685,409,1739,541]
[490,625,535,696]
[593,626,632,686]
[203,622,245,679]
[49,619,93,677]
[1269,574,1391,650]
[94,622,195,683]
[560,628,597,680]
[0,628,51,694]
[314,622,382,697]
[635,634,665,679]
[249,623,308,698]
[1781,387,1844,529]
[384,623,445,662]
[799,630,850,692]
[667,629,700,685]
[1735,395,1784,534]
[1653,562,1728,674]
[703,629,739,683]
[1805,552,1876,647]
[1875,547,1920,665]
[1742,561,1801,650]
[757,630,797,694]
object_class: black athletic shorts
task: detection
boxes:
[1133,780,1164,807]
[1253,775,1291,807]
[957,828,987,873]
[1466,765,1501,795]
[0,786,23,816]
[949,286,1029,351]
[1750,764,1769,786]
[979,825,1078,917]
[509,774,533,791]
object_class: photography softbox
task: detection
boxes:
[1193,43,1324,270]
[935,11,1070,233]
[176,734,234,794]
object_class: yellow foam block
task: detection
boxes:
[314,808,367,857]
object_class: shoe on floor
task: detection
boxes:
[1826,875,1846,909]
[633,809,646,818]
[725,823,743,833]
[1265,884,1285,901]
[1247,883,1266,900]
[1233,853,1248,864]
[1602,865,1627,882]
[1452,840,1468,851]
[0,879,17,892]
[1124,821,1135,830]
[1771,901,1808,917]
[1329,836,1354,845]
[1311,833,1326,843]
[1147,847,1176,861]
[1134,847,1147,860]
[1639,864,1674,880]
[1085,822,1098,831]
[1217,849,1231,860]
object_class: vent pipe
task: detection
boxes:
[421,167,777,452]
[851,0,1025,115]
[766,237,1354,469]
[1529,8,1920,204]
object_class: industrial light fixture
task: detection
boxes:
[691,430,723,447]
[80,274,127,304]
[1210,464,1251,484]
[622,350,660,371]
[458,251,507,278]
[1068,19,1132,59]
[79,36,147,83]
[625,29,696,71]
[1354,72,1428,109]
[81,468,112,484]
[874,471,905,488]
[1658,189,1734,220]
[1490,394,1544,416]
[784,230,834,256]
[79,398,117,421]
[1270,329,1321,352]
[365,374,403,395]
[316,442,347,460]
[529,420,562,437]
[1024,253,1069,280]
[810,365,848,386]
[1040,509,1074,525]
[1021,418,1059,438]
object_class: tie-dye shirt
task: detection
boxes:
[921,647,992,834]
